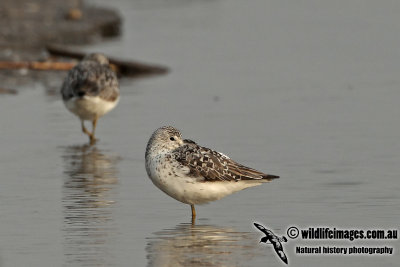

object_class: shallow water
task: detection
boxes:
[1,0,399,266]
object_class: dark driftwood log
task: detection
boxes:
[46,44,169,77]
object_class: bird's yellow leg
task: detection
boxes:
[91,117,98,137]
[89,117,98,144]
[81,120,92,137]
[81,120,96,144]
[191,204,196,220]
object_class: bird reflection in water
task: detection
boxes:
[146,223,265,267]
[61,144,120,266]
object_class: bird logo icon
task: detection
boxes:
[254,222,289,264]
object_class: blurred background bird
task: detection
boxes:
[61,53,120,144]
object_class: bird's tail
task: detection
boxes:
[262,174,279,180]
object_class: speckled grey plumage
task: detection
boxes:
[145,126,280,210]
[61,53,119,102]
[146,126,279,183]
[173,140,279,181]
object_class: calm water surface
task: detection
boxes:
[0,0,399,266]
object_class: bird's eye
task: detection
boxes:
[170,137,175,141]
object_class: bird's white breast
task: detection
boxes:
[64,96,119,121]
[146,152,264,205]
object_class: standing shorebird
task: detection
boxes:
[145,126,279,221]
[61,53,120,144]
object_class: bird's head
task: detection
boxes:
[146,126,184,154]
[83,53,109,65]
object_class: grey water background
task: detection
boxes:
[0,0,399,266]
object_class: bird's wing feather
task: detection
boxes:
[61,62,119,101]
[173,142,279,182]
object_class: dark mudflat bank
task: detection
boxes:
[0,0,168,94]
[0,0,121,49]
[0,0,121,93]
